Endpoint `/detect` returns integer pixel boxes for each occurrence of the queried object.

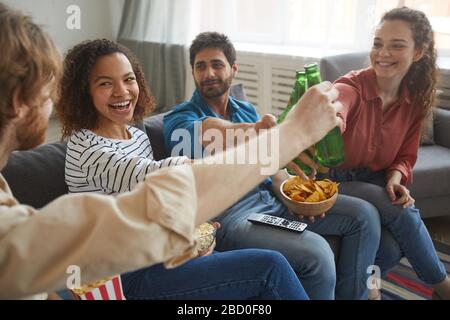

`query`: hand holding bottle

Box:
[283,82,342,155]
[255,115,318,180]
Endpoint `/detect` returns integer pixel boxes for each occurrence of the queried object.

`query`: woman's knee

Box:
[297,232,336,277]
[242,249,288,267]
[335,195,381,238]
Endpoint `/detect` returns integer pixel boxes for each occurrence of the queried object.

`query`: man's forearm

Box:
[193,120,311,225]
[201,118,254,148]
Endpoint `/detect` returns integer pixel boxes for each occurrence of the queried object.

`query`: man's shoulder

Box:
[230,96,257,112]
[228,96,260,122]
[163,99,210,131]
[167,100,202,116]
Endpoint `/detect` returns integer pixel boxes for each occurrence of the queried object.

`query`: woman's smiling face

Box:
[89,52,139,129]
[370,19,423,83]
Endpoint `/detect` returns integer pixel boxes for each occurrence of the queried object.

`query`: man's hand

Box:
[386,170,415,208]
[254,114,277,132]
[283,82,342,152]
[255,115,318,180]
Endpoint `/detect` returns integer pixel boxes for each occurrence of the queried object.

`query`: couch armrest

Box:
[144,112,169,161]
[1,142,68,208]
[434,107,450,149]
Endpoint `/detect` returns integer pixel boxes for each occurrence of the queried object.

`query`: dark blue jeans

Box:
[120,249,309,300]
[215,185,380,300]
[323,168,447,284]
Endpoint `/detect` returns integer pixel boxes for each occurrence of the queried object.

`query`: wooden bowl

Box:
[280,179,338,217]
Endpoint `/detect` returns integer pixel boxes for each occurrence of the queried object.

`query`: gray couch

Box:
[320,52,450,218]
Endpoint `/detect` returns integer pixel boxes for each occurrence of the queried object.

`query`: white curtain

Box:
[117,0,450,112]
[118,0,198,112]
[119,0,196,44]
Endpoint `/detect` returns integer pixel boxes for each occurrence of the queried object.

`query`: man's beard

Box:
[16,106,48,151]
[196,76,232,99]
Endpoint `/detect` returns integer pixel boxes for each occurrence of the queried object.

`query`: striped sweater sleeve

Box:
[65,131,188,195]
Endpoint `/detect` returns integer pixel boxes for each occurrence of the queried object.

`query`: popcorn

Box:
[195,222,216,255]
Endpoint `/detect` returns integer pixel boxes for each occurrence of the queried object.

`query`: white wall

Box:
[3,0,125,54]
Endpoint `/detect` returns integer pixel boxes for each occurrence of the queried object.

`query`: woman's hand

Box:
[293,212,326,223]
[286,147,318,180]
[386,170,415,208]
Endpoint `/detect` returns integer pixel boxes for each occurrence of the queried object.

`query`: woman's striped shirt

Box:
[65,126,188,195]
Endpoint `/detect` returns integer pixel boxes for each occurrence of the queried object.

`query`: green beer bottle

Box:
[277,71,313,176]
[305,62,345,167]
[277,71,307,124]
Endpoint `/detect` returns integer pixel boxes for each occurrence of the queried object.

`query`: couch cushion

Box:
[434,107,450,149]
[420,111,434,145]
[410,145,450,199]
[230,83,248,101]
[2,142,68,208]
[144,112,168,161]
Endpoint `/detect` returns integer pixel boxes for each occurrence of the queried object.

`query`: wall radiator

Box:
[233,51,450,115]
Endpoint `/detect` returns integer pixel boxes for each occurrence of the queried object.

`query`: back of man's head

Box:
[0,3,61,134]
[189,32,236,68]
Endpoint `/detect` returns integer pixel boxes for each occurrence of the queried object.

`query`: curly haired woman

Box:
[319,7,450,300]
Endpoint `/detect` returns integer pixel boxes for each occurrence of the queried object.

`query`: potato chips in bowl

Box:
[280,177,339,217]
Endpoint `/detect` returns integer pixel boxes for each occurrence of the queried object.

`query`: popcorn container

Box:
[71,275,126,300]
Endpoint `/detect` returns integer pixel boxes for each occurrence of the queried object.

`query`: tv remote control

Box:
[247,213,307,233]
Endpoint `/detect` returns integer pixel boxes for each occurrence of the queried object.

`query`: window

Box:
[194,0,450,56]
[375,0,450,53]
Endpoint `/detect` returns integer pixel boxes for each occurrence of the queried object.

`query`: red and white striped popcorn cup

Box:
[71,275,126,300]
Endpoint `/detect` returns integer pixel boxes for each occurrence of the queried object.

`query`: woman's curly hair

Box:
[56,39,155,139]
[381,7,438,118]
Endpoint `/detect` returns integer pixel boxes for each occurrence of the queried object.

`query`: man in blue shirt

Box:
[163,32,382,300]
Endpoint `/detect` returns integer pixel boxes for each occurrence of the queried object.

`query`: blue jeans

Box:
[214,185,380,300]
[325,168,447,285]
[120,249,309,300]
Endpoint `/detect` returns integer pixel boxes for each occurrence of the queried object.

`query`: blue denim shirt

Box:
[163,89,271,187]
[163,90,260,157]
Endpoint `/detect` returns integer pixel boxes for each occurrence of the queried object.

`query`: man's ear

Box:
[231,63,238,78]
[11,88,27,118]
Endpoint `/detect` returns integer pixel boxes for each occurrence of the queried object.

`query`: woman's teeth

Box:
[378,62,395,67]
[109,101,130,109]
